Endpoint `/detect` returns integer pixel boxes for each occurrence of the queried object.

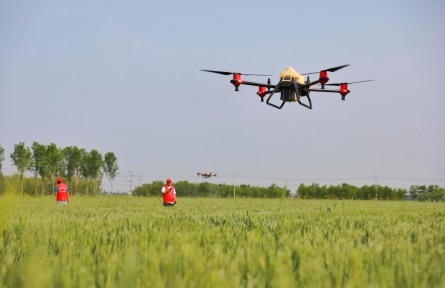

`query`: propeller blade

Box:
[325,64,350,72]
[201,69,271,76]
[302,64,350,75]
[324,80,374,86]
[201,69,233,75]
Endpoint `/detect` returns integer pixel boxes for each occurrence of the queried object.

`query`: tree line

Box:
[1,143,443,201]
[133,181,291,198]
[297,183,445,201]
[133,181,444,201]
[0,142,118,196]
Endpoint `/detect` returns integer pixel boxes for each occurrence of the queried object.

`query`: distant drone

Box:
[202,65,372,109]
[197,172,217,179]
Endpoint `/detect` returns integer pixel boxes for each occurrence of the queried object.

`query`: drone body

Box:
[197,172,217,179]
[202,65,372,110]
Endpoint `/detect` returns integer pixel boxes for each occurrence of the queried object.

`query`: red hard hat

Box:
[57,177,62,184]
[166,178,172,183]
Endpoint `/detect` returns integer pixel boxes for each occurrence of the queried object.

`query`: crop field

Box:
[0,195,444,288]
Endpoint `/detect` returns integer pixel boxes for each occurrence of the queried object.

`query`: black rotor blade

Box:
[325,64,350,72]
[302,64,350,75]
[201,69,272,76]
[324,79,374,86]
[201,69,233,75]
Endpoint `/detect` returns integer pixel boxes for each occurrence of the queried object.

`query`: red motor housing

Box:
[231,73,242,91]
[257,86,267,96]
[339,83,350,100]
[257,86,267,102]
[319,71,329,84]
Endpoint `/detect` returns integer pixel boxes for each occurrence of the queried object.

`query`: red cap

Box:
[166,178,172,184]
[57,177,63,184]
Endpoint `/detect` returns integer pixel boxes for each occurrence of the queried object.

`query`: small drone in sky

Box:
[201,65,372,109]
[197,172,217,179]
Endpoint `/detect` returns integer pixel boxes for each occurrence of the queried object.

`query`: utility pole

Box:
[128,170,133,197]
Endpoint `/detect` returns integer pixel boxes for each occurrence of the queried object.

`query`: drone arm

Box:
[308,88,339,93]
[238,80,277,89]
[306,80,321,87]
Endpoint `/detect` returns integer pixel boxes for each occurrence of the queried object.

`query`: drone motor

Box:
[231,74,242,91]
[257,86,267,101]
[339,83,350,100]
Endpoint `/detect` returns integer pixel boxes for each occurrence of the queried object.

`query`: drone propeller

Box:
[302,64,350,75]
[323,80,373,86]
[201,69,272,76]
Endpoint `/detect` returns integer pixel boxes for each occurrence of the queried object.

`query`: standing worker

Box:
[55,177,69,205]
[161,178,176,206]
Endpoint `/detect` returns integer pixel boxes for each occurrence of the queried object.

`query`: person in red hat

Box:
[55,177,69,205]
[161,178,176,206]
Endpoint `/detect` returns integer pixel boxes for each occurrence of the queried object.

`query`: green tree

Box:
[46,143,64,193]
[63,146,84,195]
[416,185,445,201]
[133,181,164,197]
[29,142,49,195]
[297,183,324,199]
[81,150,103,195]
[0,144,4,171]
[266,183,289,198]
[80,152,91,195]
[133,183,150,196]
[102,152,119,194]
[89,150,103,195]
[10,142,32,195]
[0,144,5,195]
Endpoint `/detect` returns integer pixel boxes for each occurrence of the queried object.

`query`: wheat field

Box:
[0,196,444,287]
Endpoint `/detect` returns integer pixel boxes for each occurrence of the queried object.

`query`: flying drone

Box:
[201,65,372,109]
[197,172,217,179]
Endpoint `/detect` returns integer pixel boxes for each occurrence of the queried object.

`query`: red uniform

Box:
[162,184,176,204]
[56,182,69,202]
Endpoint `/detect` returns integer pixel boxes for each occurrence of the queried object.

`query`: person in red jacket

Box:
[55,177,69,205]
[161,178,176,206]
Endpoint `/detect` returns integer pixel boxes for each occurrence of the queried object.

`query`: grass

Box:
[0,196,444,287]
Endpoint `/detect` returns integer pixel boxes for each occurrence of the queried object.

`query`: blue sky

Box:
[1,0,444,192]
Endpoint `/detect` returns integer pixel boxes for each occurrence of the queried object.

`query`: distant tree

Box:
[197,182,211,197]
[0,144,4,171]
[90,150,103,195]
[297,183,324,199]
[150,181,164,196]
[102,152,119,194]
[416,185,445,202]
[266,183,289,198]
[80,152,91,195]
[10,142,32,195]
[46,143,64,193]
[63,146,84,195]
[133,183,150,196]
[0,144,5,194]
[81,150,103,195]
[394,188,407,200]
[29,142,49,195]
[175,180,194,197]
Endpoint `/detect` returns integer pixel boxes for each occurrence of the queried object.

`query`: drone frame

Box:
[202,66,372,110]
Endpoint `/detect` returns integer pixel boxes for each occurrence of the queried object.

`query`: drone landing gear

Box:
[266,81,313,110]
[266,83,285,109]
[297,95,312,109]
[266,92,286,109]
